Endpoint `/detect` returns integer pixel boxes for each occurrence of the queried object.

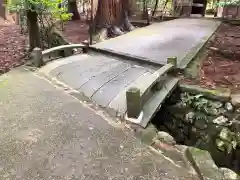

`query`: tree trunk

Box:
[91,0,134,42]
[152,0,159,17]
[0,0,6,20]
[68,0,80,20]
[27,10,40,50]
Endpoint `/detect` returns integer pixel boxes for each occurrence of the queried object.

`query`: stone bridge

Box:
[37,18,220,128]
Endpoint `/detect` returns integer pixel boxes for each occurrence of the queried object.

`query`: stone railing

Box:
[125,57,179,128]
[31,44,88,67]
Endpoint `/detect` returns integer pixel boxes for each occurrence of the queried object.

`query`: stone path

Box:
[91,18,220,69]
[0,68,199,180]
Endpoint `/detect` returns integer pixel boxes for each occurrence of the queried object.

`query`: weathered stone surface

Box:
[156,131,176,145]
[1,68,202,180]
[213,116,230,126]
[225,102,234,111]
[126,87,141,118]
[186,147,224,180]
[220,168,240,180]
[92,18,220,69]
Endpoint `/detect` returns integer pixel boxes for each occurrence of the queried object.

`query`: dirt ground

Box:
[0,19,89,74]
[0,21,27,74]
[184,23,240,92]
[61,20,89,44]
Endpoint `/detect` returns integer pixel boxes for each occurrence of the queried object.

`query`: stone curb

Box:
[179,83,231,102]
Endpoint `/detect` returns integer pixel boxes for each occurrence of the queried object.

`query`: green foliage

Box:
[180,93,222,116]
[7,0,72,21]
[217,0,240,7]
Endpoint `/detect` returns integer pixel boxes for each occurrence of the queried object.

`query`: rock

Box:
[209,46,219,51]
[231,94,240,108]
[156,131,176,145]
[185,112,195,124]
[219,128,233,142]
[216,138,226,152]
[186,147,225,180]
[213,116,230,126]
[225,102,234,111]
[219,167,240,180]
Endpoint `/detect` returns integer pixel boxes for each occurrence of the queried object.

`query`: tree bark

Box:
[68,0,80,20]
[27,10,40,50]
[91,0,134,41]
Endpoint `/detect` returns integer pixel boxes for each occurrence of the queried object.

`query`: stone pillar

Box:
[167,56,177,67]
[32,47,43,67]
[126,87,142,119]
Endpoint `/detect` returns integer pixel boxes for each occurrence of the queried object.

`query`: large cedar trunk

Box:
[0,0,6,20]
[91,0,134,41]
[68,0,80,20]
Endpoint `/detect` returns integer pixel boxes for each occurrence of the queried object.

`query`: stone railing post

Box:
[32,47,43,67]
[126,87,142,119]
[167,56,177,67]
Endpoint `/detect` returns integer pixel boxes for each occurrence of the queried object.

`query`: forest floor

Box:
[183,22,240,92]
[0,19,89,74]
[61,20,89,44]
[0,19,27,74]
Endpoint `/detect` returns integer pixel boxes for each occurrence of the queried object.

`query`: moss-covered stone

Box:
[186,147,225,180]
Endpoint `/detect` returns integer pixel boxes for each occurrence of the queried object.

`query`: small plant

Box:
[180,93,222,116]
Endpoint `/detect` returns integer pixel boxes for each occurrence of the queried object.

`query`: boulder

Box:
[213,116,230,126]
[225,102,234,111]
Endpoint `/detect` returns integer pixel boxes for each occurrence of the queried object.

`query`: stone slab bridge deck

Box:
[39,18,221,127]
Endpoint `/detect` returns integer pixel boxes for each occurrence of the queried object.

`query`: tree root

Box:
[92,22,135,42]
[122,11,135,32]
[92,28,108,42]
[109,26,124,37]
